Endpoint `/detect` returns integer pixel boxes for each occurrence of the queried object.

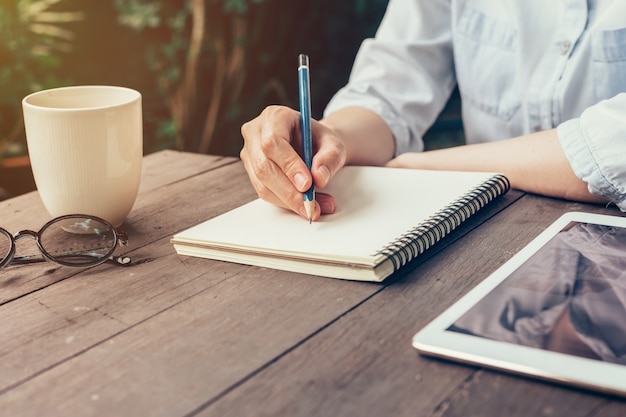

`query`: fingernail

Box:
[294,172,307,190]
[319,165,330,185]
[319,199,335,214]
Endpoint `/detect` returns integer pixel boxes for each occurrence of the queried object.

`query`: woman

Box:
[241,0,626,221]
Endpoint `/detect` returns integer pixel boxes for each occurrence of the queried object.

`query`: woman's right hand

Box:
[240,105,347,221]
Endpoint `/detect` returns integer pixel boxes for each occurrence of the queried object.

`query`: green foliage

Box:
[0,0,390,159]
[223,0,264,14]
[107,0,390,155]
[114,0,161,30]
[0,0,82,157]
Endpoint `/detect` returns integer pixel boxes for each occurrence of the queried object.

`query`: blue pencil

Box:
[298,54,315,223]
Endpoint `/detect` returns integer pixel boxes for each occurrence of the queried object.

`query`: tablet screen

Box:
[448,221,626,365]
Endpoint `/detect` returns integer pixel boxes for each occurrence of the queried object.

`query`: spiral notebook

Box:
[171,166,510,282]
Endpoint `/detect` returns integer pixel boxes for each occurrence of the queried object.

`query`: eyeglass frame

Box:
[0,214,131,269]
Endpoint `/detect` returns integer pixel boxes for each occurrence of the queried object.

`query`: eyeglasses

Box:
[0,214,131,269]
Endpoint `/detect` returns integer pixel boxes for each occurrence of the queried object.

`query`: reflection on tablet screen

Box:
[448,221,626,365]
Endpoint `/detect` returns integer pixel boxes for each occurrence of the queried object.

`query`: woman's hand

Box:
[387,130,606,205]
[386,152,427,169]
[240,105,346,221]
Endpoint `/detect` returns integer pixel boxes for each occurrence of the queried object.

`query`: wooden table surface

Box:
[1,150,625,417]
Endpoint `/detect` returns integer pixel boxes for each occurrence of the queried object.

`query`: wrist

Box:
[321,107,395,166]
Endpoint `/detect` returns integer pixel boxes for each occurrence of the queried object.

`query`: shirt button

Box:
[560,40,572,55]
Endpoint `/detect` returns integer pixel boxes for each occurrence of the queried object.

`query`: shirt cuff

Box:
[324,89,423,155]
[557,118,626,211]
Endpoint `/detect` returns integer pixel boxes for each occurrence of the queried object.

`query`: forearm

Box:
[389,129,606,204]
[321,106,395,166]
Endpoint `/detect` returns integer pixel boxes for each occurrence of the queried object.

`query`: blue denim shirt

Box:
[324,0,626,210]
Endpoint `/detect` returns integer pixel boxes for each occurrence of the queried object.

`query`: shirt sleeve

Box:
[323,0,455,155]
[557,93,626,211]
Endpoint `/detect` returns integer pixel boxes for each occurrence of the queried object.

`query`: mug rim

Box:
[22,85,141,112]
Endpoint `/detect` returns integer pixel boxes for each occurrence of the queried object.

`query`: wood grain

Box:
[0,151,238,305]
[1,151,624,417]
[195,196,626,417]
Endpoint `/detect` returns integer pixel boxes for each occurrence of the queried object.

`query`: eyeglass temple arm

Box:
[11,254,132,267]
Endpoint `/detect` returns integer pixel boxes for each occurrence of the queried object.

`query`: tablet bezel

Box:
[412,211,626,397]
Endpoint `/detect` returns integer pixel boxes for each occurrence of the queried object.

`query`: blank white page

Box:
[173,166,500,265]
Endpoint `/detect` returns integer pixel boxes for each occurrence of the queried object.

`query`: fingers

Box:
[316,193,336,215]
[311,122,346,189]
[259,115,311,193]
[240,105,345,220]
[241,106,314,219]
[308,122,342,216]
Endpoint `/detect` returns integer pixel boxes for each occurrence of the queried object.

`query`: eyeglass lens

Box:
[39,217,117,266]
[0,217,118,268]
[0,229,11,266]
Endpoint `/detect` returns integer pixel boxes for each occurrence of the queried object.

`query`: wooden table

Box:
[1,150,625,417]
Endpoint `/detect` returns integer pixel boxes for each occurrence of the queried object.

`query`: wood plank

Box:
[0,152,240,305]
[0,150,236,227]
[586,400,626,417]
[432,369,623,417]
[0,239,381,416]
[193,195,626,417]
[0,154,377,416]
[0,161,262,387]
[4,153,620,417]
[138,150,236,193]
[0,158,523,416]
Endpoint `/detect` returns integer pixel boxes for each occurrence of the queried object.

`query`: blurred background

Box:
[0,0,462,200]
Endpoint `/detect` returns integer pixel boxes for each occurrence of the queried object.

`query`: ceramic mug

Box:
[22,85,143,227]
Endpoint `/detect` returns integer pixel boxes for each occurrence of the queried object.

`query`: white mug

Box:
[22,85,143,227]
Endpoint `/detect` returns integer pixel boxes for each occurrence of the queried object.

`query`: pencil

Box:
[298,54,315,223]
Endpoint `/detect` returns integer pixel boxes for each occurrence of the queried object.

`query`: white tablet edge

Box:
[412,211,626,397]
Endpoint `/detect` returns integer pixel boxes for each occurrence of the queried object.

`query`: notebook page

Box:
[174,167,498,263]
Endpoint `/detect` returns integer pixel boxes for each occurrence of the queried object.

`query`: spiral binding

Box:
[373,174,510,272]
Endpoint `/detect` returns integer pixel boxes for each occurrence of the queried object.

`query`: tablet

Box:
[412,211,626,397]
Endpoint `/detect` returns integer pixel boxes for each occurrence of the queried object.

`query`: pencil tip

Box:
[304,199,315,224]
